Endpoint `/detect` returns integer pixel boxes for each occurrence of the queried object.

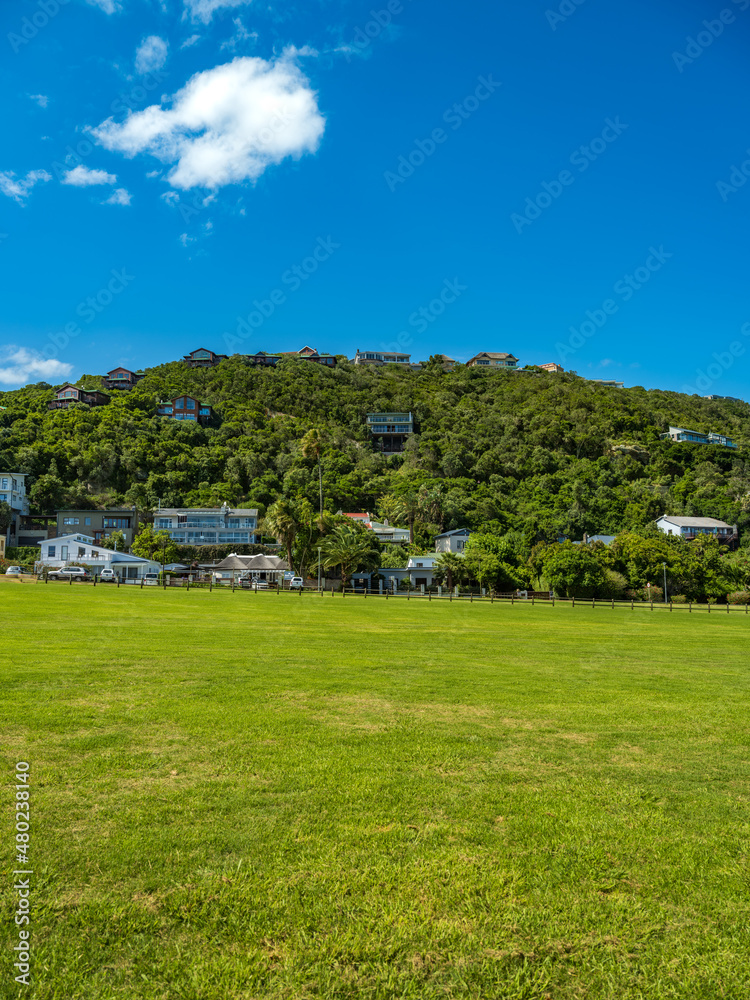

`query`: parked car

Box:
[143,573,160,586]
[250,579,269,590]
[5,566,22,576]
[289,577,304,590]
[99,568,116,583]
[48,566,89,582]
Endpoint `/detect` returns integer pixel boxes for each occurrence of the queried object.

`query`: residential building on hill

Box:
[366,412,414,453]
[56,508,140,547]
[341,512,410,544]
[153,505,259,546]
[286,346,336,366]
[354,349,411,367]
[156,396,213,425]
[183,348,228,368]
[435,529,471,553]
[660,426,738,449]
[0,473,29,548]
[540,363,564,373]
[655,515,738,545]
[466,352,519,369]
[48,384,110,410]
[103,367,143,391]
[589,378,625,388]
[16,514,56,548]
[246,351,282,367]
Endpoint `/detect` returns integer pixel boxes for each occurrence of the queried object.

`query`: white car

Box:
[289,577,304,590]
[250,579,269,590]
[5,566,22,576]
[143,573,160,586]
[99,568,116,583]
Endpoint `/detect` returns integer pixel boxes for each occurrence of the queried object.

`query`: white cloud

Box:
[62,165,118,186]
[221,17,257,51]
[179,233,196,246]
[0,169,52,204]
[29,94,49,108]
[161,191,180,204]
[184,0,252,25]
[103,188,132,205]
[0,347,73,386]
[181,34,202,48]
[86,0,121,13]
[135,36,169,74]
[92,51,325,191]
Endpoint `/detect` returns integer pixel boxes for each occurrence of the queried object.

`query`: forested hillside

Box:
[2,357,749,543]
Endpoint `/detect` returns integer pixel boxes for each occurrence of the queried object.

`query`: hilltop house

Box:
[36,534,160,579]
[342,512,411,545]
[246,351,282,367]
[103,367,143,391]
[183,348,228,368]
[660,426,738,449]
[288,346,337,366]
[540,363,564,374]
[655,516,738,545]
[354,349,411,367]
[156,396,213,425]
[153,505,259,546]
[48,384,110,410]
[466,352,519,369]
[56,508,140,547]
[366,412,414,454]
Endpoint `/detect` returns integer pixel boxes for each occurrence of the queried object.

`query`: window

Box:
[63,517,80,525]
[0,495,6,502]
[85,517,91,525]
[78,547,86,557]
[175,397,184,408]
[199,408,210,416]
[221,532,250,543]
[186,398,195,409]
[47,546,55,557]
[1,478,7,488]
[156,518,172,529]
[195,350,209,358]
[104,518,130,529]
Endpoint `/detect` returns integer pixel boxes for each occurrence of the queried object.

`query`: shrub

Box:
[726,591,750,605]
[670,594,689,604]
[625,585,664,603]
[597,569,628,600]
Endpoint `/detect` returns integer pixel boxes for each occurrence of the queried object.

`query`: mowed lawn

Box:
[2,581,750,1000]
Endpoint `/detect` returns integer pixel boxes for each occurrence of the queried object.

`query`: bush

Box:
[670,594,689,604]
[726,591,750,605]
[597,569,628,600]
[625,585,664,603]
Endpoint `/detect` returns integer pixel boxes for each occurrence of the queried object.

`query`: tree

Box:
[131,525,179,566]
[540,545,607,598]
[320,524,380,587]
[0,501,12,533]
[262,498,301,570]
[434,552,467,590]
[301,428,325,520]
[99,529,127,552]
[29,474,66,514]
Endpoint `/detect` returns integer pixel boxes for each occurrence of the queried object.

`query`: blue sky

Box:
[1,0,749,396]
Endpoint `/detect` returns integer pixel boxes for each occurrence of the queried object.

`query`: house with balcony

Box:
[56,508,140,547]
[366,412,414,454]
[0,472,29,549]
[660,426,738,449]
[16,514,57,548]
[341,512,411,545]
[287,346,337,366]
[153,505,259,546]
[156,396,214,425]
[103,367,143,391]
[183,348,228,368]
[540,362,564,374]
[354,349,411,367]
[655,515,738,545]
[48,384,110,410]
[36,534,160,579]
[466,352,519,369]
[246,351,282,367]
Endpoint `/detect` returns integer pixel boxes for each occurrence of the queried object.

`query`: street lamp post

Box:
[317,546,322,592]
[663,561,668,603]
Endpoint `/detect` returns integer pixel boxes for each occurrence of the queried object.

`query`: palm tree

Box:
[262,498,300,571]
[320,524,380,588]
[434,551,467,591]
[301,428,324,522]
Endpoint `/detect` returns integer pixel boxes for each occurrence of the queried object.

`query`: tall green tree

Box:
[301,428,325,520]
[320,524,380,587]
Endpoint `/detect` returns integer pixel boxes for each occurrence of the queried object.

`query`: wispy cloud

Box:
[93,50,325,191]
[183,0,253,25]
[102,188,132,205]
[0,346,73,385]
[62,165,117,187]
[0,169,52,204]
[85,0,122,13]
[29,94,49,108]
[181,34,202,49]
[135,35,169,74]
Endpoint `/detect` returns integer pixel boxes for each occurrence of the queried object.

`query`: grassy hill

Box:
[1,358,749,541]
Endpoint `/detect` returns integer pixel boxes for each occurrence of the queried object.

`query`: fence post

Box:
[572,597,575,608]
[708,602,711,614]
[631,599,633,611]
[210,577,213,592]
[187,578,190,592]
[552,595,554,607]
[141,576,144,589]
[727,602,730,615]
[650,600,653,611]
[689,601,692,613]
[592,597,595,609]
[611,598,614,610]
[670,601,673,612]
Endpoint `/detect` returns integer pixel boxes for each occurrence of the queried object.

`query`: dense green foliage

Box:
[2,359,749,547]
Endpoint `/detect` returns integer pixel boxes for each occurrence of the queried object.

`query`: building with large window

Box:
[48,384,110,410]
[103,367,143,391]
[655,516,738,545]
[354,349,411,367]
[153,506,259,546]
[660,426,738,449]
[366,412,414,453]
[36,534,159,579]
[0,473,29,548]
[466,352,519,369]
[156,396,214,425]
[55,508,140,547]
[183,348,228,368]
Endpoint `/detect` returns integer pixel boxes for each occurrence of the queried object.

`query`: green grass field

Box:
[2,579,749,999]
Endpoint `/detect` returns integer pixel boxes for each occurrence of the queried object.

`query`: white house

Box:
[36,534,160,579]
[342,513,411,545]
[655,516,737,544]
[0,472,29,548]
[376,555,440,590]
[435,529,471,553]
